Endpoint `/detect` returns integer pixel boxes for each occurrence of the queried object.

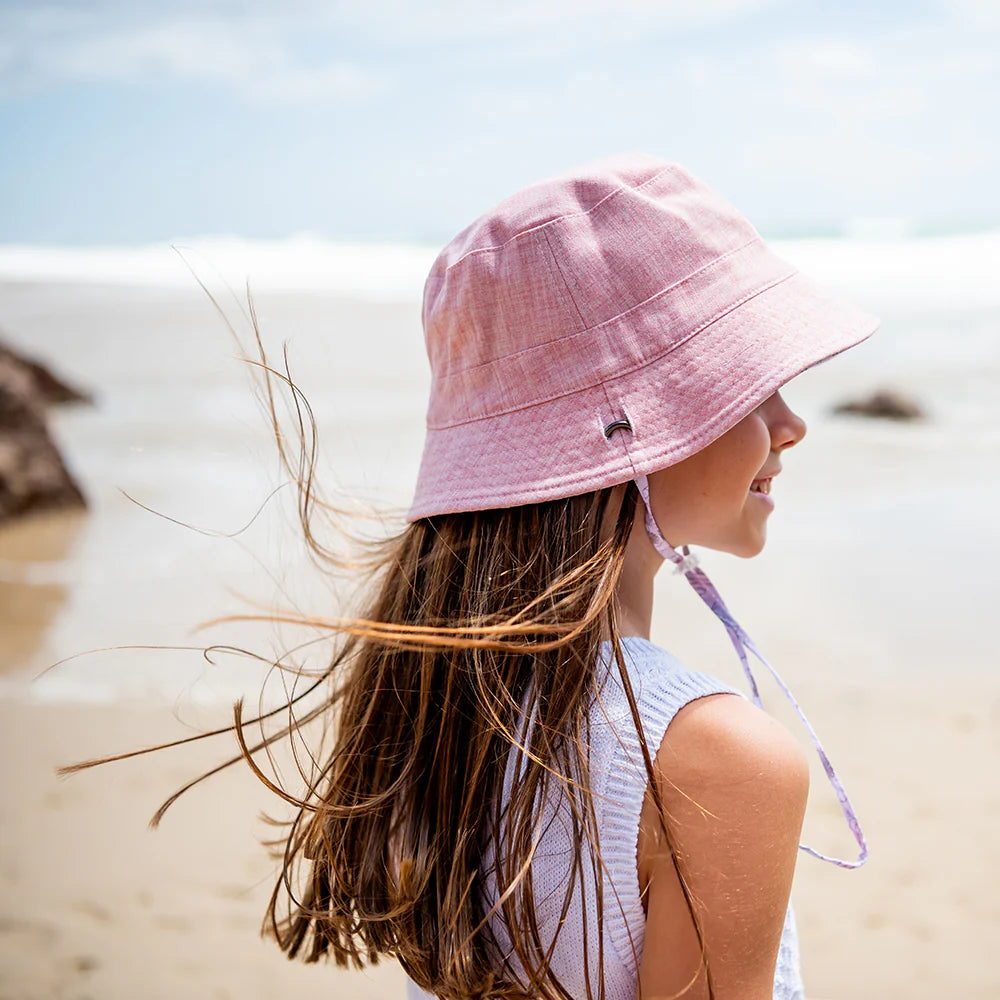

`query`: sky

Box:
[1,0,998,246]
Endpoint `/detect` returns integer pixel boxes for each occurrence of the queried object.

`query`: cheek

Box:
[730,418,771,478]
[705,431,770,511]
[711,435,761,480]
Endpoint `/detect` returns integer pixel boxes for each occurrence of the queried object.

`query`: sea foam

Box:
[0,231,998,307]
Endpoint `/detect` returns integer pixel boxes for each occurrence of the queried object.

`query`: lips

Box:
[750,467,781,494]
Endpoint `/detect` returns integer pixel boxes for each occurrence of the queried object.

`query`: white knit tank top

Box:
[407,635,805,1000]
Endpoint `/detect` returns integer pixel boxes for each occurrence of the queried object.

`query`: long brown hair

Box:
[62,294,709,1000]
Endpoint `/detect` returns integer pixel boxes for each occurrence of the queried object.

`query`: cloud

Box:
[773,39,879,81]
[0,0,780,101]
[768,38,930,120]
[661,15,998,227]
[0,5,384,102]
[945,0,1000,28]
[332,0,781,42]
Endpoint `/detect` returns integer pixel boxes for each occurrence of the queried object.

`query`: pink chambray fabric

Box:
[408,153,878,521]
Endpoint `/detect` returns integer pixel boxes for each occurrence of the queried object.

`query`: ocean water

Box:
[0,233,997,705]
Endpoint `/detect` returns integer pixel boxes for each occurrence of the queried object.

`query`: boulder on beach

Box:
[831,387,926,422]
[0,340,89,524]
[0,343,93,406]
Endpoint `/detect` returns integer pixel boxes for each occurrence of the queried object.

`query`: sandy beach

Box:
[3,632,999,1000]
[0,697,407,1000]
[2,245,999,999]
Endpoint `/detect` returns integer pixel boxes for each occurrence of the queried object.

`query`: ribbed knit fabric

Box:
[406,635,805,1000]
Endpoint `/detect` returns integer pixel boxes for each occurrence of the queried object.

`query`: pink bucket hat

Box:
[408,152,879,521]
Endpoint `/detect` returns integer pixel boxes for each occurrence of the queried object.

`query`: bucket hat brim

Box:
[407,267,877,520]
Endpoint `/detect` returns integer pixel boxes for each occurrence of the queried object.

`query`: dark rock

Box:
[832,388,926,422]
[0,342,92,405]
[0,341,88,523]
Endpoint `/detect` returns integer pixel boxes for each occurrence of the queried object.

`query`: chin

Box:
[730,533,767,559]
[698,535,766,559]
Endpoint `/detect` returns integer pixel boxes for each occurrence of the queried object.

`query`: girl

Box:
[71,153,877,1000]
[385,154,874,1000]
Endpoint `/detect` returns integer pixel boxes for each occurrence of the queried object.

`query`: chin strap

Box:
[634,475,868,869]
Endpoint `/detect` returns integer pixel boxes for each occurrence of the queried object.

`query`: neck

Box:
[613,502,664,640]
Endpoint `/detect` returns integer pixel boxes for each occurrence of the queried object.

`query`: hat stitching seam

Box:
[439,164,678,275]
[542,224,589,330]
[425,269,797,429]
[431,234,764,379]
[585,235,766,335]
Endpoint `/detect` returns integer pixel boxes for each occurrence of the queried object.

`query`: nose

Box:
[766,391,807,450]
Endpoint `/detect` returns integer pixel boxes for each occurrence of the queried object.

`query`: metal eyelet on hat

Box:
[603,418,632,439]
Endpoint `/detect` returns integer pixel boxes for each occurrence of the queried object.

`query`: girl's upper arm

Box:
[636,693,810,1000]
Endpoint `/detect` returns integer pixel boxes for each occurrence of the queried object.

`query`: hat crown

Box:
[421,155,761,375]
[421,154,763,425]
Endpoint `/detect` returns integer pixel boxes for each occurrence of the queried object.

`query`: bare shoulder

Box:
[655,691,811,794]
[636,693,810,1000]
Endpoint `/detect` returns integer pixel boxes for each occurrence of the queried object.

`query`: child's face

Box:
[645,390,807,558]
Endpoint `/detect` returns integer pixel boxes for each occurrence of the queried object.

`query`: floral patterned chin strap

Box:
[634,474,868,869]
